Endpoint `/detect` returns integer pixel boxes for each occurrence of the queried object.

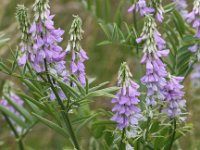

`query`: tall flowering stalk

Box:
[186,0,200,88]
[137,15,169,106]
[186,0,200,55]
[29,0,66,74]
[16,5,31,66]
[27,0,69,101]
[67,16,89,85]
[111,62,142,149]
[162,74,186,149]
[27,1,81,149]
[186,0,200,39]
[111,62,142,130]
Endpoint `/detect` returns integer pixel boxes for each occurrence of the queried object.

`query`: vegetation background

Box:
[0,0,199,149]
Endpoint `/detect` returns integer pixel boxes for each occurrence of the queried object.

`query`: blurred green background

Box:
[0,0,200,149]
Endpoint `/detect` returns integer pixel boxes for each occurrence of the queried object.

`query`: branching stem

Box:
[43,59,81,150]
[2,112,24,150]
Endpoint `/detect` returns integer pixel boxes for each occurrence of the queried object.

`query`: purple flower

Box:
[16,5,32,66]
[67,16,89,85]
[185,0,200,55]
[49,87,66,101]
[18,53,27,66]
[128,0,165,22]
[29,1,66,74]
[188,44,198,52]
[28,1,69,101]
[128,0,154,16]
[186,0,200,38]
[172,0,188,19]
[152,0,165,23]
[111,62,142,129]
[29,11,65,72]
[137,15,169,105]
[162,75,186,118]
[1,93,24,120]
[70,49,88,85]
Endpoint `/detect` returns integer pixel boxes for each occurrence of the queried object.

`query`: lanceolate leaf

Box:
[0,105,26,128]
[56,78,79,99]
[17,92,47,112]
[75,113,100,133]
[32,113,68,138]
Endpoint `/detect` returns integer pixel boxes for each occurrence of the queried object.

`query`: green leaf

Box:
[97,40,112,46]
[99,22,111,39]
[164,2,175,13]
[68,75,86,95]
[0,105,26,128]
[89,81,109,92]
[32,113,68,138]
[176,45,193,75]
[20,79,43,96]
[56,78,79,99]
[91,123,106,139]
[0,33,9,45]
[92,120,116,126]
[173,10,185,37]
[86,87,119,99]
[5,95,33,122]
[17,92,47,112]
[0,61,11,74]
[84,91,116,99]
[75,113,99,134]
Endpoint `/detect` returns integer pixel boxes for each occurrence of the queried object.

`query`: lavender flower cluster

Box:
[67,16,89,85]
[137,15,169,106]
[16,5,32,66]
[128,0,164,22]
[186,0,200,59]
[16,1,88,92]
[128,0,154,16]
[162,76,186,118]
[128,0,187,119]
[111,62,142,129]
[30,1,66,74]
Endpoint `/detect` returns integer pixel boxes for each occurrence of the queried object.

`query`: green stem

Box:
[119,128,126,150]
[2,112,24,150]
[26,63,35,78]
[136,140,140,150]
[132,5,140,55]
[145,116,151,142]
[43,59,81,150]
[139,139,154,150]
[133,8,138,31]
[168,119,176,150]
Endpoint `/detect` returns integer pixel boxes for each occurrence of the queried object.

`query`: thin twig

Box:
[2,112,24,150]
